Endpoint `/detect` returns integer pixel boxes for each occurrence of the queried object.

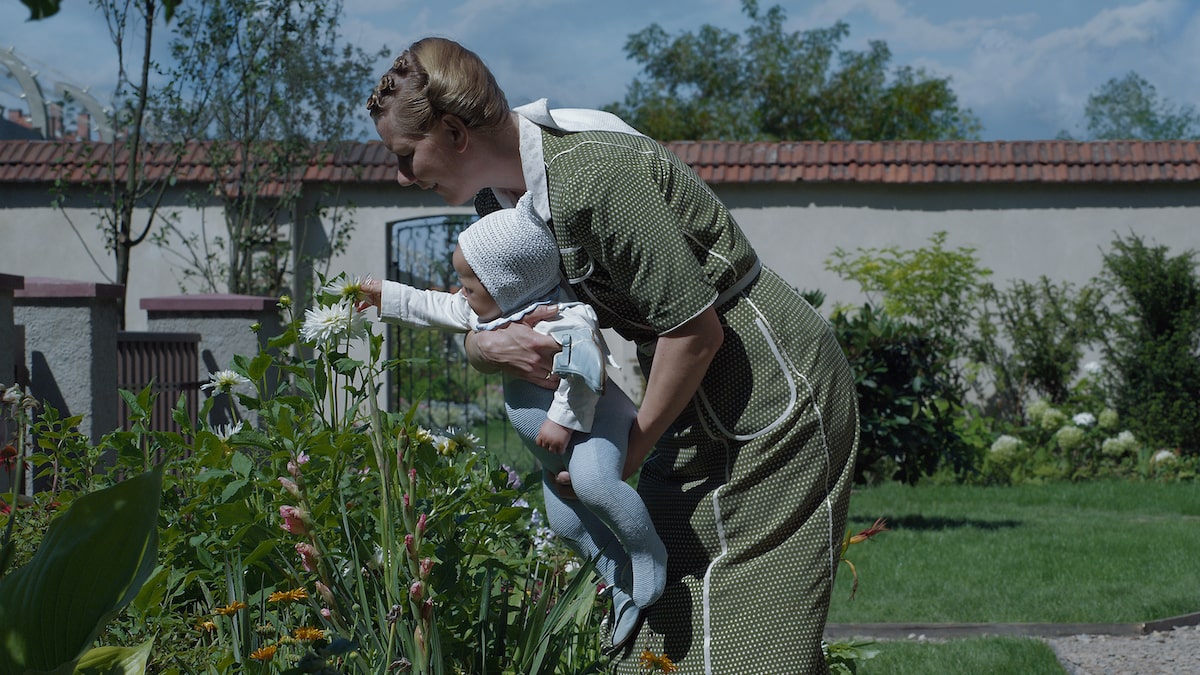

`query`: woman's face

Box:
[451,246,501,321]
[376,114,474,206]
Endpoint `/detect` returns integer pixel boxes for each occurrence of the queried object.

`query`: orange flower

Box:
[249,644,277,661]
[839,517,890,600]
[639,649,678,673]
[268,588,309,603]
[213,601,248,616]
[848,518,890,545]
[293,626,324,641]
[196,620,217,632]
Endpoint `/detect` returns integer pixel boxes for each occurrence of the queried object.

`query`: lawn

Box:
[828,481,1200,624]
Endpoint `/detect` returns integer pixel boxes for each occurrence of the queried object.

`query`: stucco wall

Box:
[4,179,1199,402]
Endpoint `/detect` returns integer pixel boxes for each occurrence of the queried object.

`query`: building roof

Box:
[2,138,1199,187]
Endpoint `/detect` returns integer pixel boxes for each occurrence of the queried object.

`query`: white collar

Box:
[496,99,646,223]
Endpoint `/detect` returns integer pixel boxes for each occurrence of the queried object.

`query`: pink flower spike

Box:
[296,543,319,572]
[417,513,427,535]
[279,505,309,535]
[420,557,434,579]
[278,477,301,498]
[405,533,417,558]
[409,580,423,603]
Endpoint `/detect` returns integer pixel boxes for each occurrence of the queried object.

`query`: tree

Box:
[1079,71,1199,140]
[47,0,182,328]
[605,0,980,142]
[19,0,180,21]
[150,0,385,297]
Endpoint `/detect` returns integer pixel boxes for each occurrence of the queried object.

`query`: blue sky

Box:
[2,0,1198,140]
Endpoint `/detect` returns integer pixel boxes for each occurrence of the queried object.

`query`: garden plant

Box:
[1,230,1197,672]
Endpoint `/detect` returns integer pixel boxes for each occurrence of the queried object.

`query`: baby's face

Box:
[452,246,501,321]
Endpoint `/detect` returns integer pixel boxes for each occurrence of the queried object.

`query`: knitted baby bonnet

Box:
[458,192,561,317]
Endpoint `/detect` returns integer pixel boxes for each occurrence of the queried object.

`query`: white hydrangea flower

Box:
[1054,425,1087,452]
[1040,407,1068,432]
[1097,408,1119,430]
[202,369,251,393]
[301,298,368,345]
[990,434,1023,455]
[1151,449,1177,465]
[1101,430,1138,457]
[1072,412,1096,427]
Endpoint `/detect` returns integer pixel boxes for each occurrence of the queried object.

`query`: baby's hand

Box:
[536,419,574,455]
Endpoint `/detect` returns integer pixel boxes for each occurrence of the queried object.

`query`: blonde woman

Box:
[365,37,859,673]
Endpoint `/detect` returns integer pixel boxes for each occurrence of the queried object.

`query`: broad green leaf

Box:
[72,639,153,675]
[0,466,162,673]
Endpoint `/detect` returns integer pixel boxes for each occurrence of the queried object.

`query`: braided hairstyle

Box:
[366,37,510,136]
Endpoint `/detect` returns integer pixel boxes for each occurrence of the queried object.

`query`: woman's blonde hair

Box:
[366,37,509,135]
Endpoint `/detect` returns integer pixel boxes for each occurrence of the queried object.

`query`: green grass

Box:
[856,637,1065,674]
[828,481,1200,624]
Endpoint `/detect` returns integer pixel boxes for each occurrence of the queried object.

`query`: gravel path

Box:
[1047,625,1200,675]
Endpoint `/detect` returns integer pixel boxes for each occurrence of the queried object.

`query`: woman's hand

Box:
[464,305,562,388]
[622,307,725,480]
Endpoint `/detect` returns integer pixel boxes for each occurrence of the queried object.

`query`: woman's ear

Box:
[440,114,470,152]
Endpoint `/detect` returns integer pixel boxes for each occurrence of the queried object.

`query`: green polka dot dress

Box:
[512,127,859,674]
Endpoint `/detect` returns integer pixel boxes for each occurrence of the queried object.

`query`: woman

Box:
[366,37,859,674]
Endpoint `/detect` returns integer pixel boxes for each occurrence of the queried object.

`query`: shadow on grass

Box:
[880,515,1023,531]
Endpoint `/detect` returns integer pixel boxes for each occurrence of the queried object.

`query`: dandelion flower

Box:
[201,369,250,394]
[639,650,678,673]
[249,644,277,661]
[268,588,309,603]
[213,600,248,616]
[300,298,367,345]
[293,626,325,641]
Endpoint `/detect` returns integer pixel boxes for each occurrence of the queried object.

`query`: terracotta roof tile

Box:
[4,139,1200,188]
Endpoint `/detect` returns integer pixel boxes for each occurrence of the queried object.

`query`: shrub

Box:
[831,304,972,484]
[1095,233,1200,455]
[973,277,1102,424]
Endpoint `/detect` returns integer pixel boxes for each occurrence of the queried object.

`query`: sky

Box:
[2,0,1198,141]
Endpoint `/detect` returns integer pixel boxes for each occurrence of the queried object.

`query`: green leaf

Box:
[72,639,154,675]
[0,465,162,673]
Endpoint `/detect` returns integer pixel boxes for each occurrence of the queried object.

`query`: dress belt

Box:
[715,258,763,308]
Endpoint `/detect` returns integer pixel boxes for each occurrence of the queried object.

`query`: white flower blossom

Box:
[990,435,1022,455]
[1072,412,1096,427]
[1151,449,1177,465]
[201,369,251,394]
[2,384,22,404]
[301,299,368,345]
[321,274,370,301]
[215,421,243,442]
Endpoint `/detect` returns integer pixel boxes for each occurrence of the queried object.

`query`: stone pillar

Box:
[13,277,123,445]
[141,294,282,428]
[0,273,21,390]
[0,274,22,494]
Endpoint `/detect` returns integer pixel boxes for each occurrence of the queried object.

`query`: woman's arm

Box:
[623,306,724,479]
[463,306,562,386]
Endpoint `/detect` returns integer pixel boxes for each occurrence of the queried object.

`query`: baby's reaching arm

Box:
[359,278,475,331]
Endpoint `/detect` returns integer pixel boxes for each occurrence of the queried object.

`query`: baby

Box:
[360,193,665,649]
